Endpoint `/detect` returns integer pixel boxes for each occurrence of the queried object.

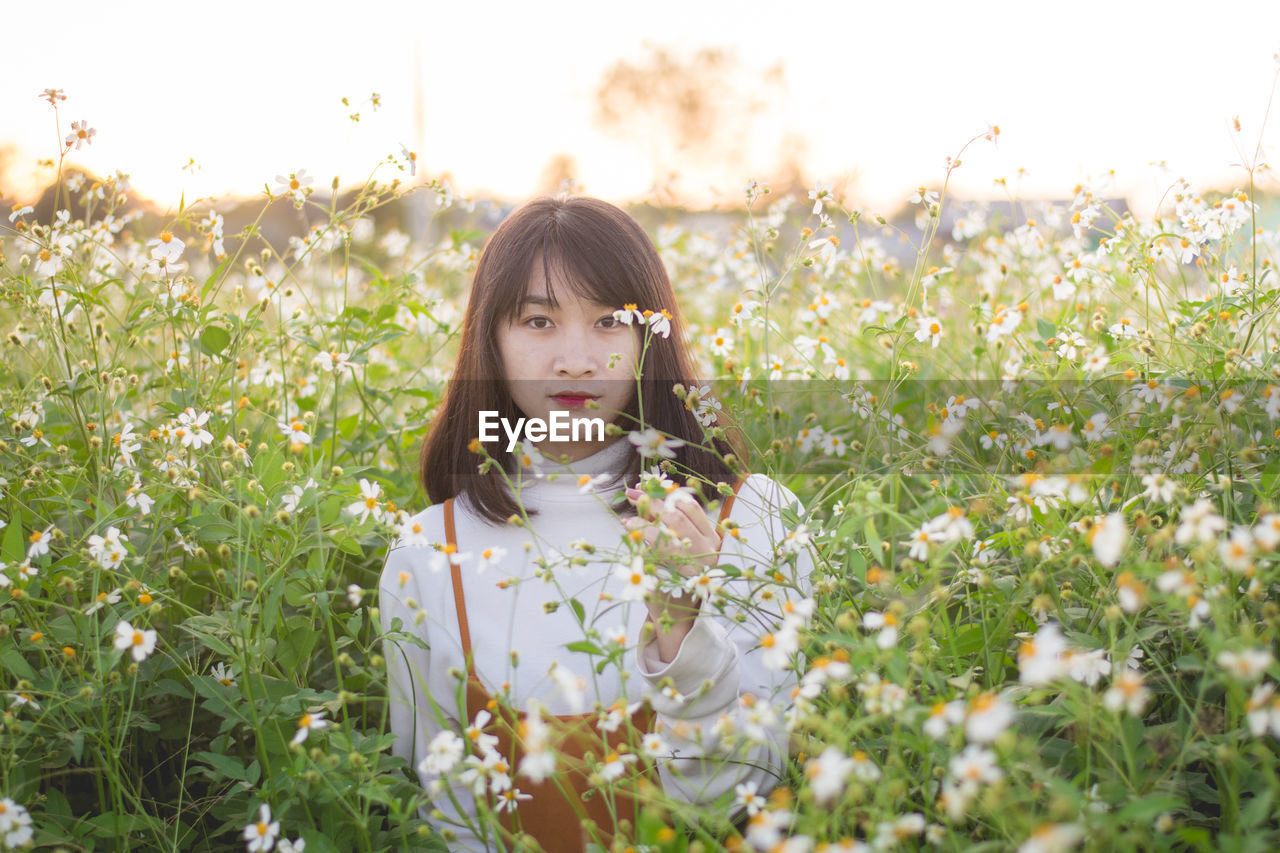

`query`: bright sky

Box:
[3,0,1278,216]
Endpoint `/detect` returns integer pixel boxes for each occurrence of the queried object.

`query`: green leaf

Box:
[193,750,252,782]
[1116,795,1184,823]
[566,641,603,656]
[331,531,364,556]
[180,617,237,657]
[1242,789,1275,828]
[1,649,36,680]
[863,517,884,563]
[1037,318,1056,340]
[202,256,233,299]
[199,324,232,356]
[1,508,24,564]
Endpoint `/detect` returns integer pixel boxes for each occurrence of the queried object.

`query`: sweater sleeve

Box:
[379,542,496,853]
[632,474,815,810]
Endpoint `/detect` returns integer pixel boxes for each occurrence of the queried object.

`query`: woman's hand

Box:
[622,487,723,576]
[623,487,724,663]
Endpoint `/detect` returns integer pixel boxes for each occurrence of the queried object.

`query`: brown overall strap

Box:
[443,498,476,679]
[718,478,746,524]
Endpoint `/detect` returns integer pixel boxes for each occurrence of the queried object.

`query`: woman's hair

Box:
[419,195,744,524]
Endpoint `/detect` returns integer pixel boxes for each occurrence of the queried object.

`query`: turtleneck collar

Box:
[514,437,634,497]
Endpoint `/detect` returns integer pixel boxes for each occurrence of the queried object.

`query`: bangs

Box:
[489,217,651,324]
[528,246,630,312]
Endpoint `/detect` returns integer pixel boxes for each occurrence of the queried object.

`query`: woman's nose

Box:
[553,331,598,376]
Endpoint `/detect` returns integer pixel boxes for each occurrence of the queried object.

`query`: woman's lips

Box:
[551,395,596,408]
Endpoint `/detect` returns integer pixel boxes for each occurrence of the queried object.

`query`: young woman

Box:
[378,197,814,852]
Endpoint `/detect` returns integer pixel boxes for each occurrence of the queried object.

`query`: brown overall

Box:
[442,483,742,852]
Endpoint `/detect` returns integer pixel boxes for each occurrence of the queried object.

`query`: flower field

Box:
[2,90,1280,852]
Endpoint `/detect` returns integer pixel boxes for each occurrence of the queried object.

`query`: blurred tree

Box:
[536,153,582,196]
[594,44,790,203]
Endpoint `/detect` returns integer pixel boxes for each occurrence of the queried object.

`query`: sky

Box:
[2,0,1278,216]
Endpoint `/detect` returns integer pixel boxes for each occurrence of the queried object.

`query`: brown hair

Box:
[418,196,743,524]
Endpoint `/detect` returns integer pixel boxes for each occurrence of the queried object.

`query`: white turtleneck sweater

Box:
[378,439,813,851]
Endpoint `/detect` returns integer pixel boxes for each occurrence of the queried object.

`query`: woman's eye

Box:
[526,317,552,329]
[598,316,618,329]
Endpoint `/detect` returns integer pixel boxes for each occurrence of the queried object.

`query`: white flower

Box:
[211,662,237,687]
[949,744,1002,786]
[519,715,556,783]
[1062,648,1112,687]
[862,611,899,649]
[805,746,854,804]
[614,556,656,601]
[88,525,130,570]
[683,567,726,602]
[706,328,734,357]
[495,787,533,813]
[174,408,214,450]
[1218,527,1255,573]
[628,428,684,459]
[576,472,613,494]
[1253,513,1280,550]
[26,525,54,560]
[395,517,430,548]
[1141,473,1178,504]
[113,619,157,662]
[922,699,965,739]
[1017,823,1083,853]
[313,350,353,372]
[1103,670,1150,716]
[0,797,35,848]
[808,182,830,215]
[734,780,767,816]
[428,546,471,573]
[644,309,673,339]
[1245,683,1280,738]
[548,663,586,713]
[759,621,800,671]
[242,803,280,853]
[598,750,638,782]
[419,730,465,776]
[1175,498,1226,546]
[1089,513,1128,568]
[346,478,385,523]
[1082,346,1109,373]
[125,478,155,515]
[684,383,723,427]
[278,417,312,446]
[1081,411,1113,442]
[1018,623,1067,685]
[84,587,122,615]
[1218,648,1273,682]
[914,316,943,348]
[65,119,96,150]
[909,187,940,206]
[849,749,881,782]
[146,232,186,264]
[475,545,507,574]
[275,169,314,205]
[965,693,1015,743]
[277,839,306,853]
[292,709,328,745]
[640,732,669,760]
[346,584,363,608]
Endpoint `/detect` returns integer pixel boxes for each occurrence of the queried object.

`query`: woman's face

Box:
[496,261,639,462]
